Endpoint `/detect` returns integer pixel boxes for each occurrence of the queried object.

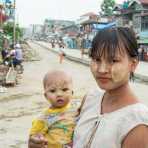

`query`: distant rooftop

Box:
[80,12,98,17]
[128,0,148,6]
[139,0,148,5]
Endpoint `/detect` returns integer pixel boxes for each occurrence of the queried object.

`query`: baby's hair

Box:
[89,27,139,62]
[43,70,72,89]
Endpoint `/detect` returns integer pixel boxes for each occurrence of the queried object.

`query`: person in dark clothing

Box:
[1,48,9,65]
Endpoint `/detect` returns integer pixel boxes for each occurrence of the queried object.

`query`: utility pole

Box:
[13,0,16,46]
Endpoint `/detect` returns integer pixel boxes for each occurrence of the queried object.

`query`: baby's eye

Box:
[49,89,56,93]
[62,88,69,92]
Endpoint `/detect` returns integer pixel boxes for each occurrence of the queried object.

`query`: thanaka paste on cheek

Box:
[111,64,129,82]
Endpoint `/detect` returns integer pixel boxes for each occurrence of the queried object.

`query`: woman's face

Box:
[90,50,138,91]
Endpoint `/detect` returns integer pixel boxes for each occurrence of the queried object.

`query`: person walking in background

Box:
[58,39,65,64]
[51,39,55,48]
[141,47,145,61]
[80,37,85,59]
[138,46,145,61]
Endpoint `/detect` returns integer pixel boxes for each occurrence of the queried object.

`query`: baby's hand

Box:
[34,133,45,139]
[28,134,48,148]
[63,142,73,148]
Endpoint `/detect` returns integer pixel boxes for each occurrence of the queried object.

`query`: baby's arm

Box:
[30,119,48,136]
[29,119,48,148]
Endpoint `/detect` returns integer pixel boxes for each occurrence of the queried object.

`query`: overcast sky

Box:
[16,0,124,27]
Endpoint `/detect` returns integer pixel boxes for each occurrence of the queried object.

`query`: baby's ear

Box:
[44,92,47,99]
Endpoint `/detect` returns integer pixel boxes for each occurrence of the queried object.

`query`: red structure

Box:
[0,4,8,25]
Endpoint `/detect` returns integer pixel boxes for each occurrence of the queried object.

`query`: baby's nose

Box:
[56,90,63,96]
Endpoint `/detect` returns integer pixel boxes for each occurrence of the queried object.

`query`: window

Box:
[141,16,148,31]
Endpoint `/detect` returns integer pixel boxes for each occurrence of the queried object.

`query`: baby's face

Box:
[44,75,73,108]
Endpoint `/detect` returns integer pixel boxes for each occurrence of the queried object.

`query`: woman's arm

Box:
[122,125,148,148]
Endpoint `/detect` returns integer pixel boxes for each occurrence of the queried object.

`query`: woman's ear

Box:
[131,58,139,72]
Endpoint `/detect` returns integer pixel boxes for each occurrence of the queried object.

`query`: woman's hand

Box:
[28,134,48,148]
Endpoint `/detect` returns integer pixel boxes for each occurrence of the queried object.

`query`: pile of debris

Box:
[0,65,9,85]
[21,43,41,62]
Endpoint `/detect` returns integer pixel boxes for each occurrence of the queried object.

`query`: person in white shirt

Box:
[13,43,23,67]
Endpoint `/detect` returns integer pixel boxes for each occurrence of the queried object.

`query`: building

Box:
[113,0,148,60]
[43,19,75,37]
[77,12,99,34]
[60,24,79,37]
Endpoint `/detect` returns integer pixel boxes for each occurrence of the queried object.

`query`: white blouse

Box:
[73,89,148,148]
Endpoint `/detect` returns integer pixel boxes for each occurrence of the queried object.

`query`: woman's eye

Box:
[94,58,101,62]
[112,59,119,63]
[62,88,69,92]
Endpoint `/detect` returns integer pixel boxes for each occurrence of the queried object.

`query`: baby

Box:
[29,70,77,148]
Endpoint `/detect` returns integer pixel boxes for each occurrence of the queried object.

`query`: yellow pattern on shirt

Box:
[30,104,76,148]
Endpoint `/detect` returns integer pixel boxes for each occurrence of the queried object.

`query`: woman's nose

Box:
[98,62,109,73]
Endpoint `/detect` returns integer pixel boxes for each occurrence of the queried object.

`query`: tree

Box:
[3,22,23,43]
[101,0,115,16]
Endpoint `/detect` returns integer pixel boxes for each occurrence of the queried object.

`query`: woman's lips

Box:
[97,77,111,83]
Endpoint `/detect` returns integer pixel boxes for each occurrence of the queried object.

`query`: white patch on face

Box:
[111,63,129,82]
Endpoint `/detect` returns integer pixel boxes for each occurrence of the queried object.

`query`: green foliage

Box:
[3,22,23,42]
[101,0,115,16]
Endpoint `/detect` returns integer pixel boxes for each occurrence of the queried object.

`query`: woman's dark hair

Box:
[89,27,139,80]
[89,27,139,62]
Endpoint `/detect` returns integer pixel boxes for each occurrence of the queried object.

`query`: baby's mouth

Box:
[57,99,64,103]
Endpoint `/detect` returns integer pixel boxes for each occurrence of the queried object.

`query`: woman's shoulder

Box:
[120,104,148,147]
[118,103,148,143]
[132,103,148,120]
[118,103,148,124]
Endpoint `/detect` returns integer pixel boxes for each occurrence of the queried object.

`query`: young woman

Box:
[28,27,148,148]
[73,27,148,148]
